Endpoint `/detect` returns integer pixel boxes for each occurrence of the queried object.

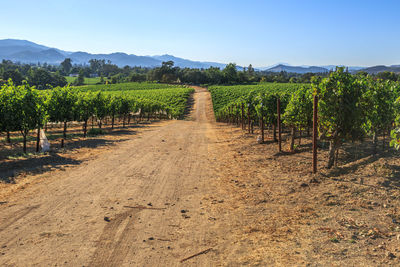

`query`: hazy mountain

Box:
[256,63,290,71]
[321,65,365,72]
[359,65,400,74]
[0,39,50,56]
[265,64,328,74]
[258,64,365,73]
[68,51,161,67]
[152,54,226,69]
[1,39,398,73]
[0,39,226,69]
[7,48,66,63]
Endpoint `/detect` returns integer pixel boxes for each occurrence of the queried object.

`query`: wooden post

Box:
[248,104,251,133]
[36,127,40,152]
[241,103,244,130]
[236,105,239,126]
[277,98,282,152]
[261,116,264,143]
[313,94,318,174]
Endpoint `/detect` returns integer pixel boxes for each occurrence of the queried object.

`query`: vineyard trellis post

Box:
[241,103,244,130]
[277,98,282,152]
[36,126,40,152]
[260,102,264,143]
[312,94,318,174]
[248,104,251,133]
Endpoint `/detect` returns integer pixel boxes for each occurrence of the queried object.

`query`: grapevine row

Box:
[0,80,194,153]
[210,68,400,170]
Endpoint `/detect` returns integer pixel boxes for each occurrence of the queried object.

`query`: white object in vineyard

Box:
[40,129,50,152]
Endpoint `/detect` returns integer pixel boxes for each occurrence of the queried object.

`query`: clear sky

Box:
[1,0,399,67]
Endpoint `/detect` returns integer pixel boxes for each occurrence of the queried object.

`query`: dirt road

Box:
[0,87,222,266]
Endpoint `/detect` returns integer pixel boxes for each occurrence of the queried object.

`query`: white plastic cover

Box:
[40,129,50,152]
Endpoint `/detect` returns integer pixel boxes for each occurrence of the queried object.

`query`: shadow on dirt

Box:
[182,93,195,120]
[0,153,82,183]
[0,127,146,183]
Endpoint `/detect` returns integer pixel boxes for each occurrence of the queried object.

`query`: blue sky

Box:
[1,0,399,67]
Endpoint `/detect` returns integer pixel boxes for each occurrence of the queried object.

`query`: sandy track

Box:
[0,87,220,266]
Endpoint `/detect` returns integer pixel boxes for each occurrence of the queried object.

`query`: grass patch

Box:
[65,76,110,85]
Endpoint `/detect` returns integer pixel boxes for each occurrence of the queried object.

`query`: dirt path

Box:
[0,87,222,266]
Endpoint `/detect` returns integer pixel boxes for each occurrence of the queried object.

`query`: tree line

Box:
[2,58,400,90]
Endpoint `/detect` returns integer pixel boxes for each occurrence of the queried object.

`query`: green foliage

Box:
[92,92,110,124]
[72,82,193,118]
[313,67,364,142]
[75,82,183,92]
[47,86,78,123]
[359,76,396,138]
[74,70,85,86]
[75,92,95,122]
[212,69,400,168]
[254,92,279,125]
[390,128,400,150]
[0,80,19,133]
[208,83,305,114]
[60,58,72,74]
[390,96,400,150]
[28,68,67,89]
[283,86,313,129]
[0,80,45,152]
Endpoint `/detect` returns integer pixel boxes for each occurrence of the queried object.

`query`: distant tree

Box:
[28,68,52,89]
[52,71,68,87]
[89,59,106,74]
[60,58,72,74]
[129,73,146,82]
[3,69,23,85]
[222,63,238,84]
[74,70,85,86]
[205,67,223,84]
[248,64,255,76]
[162,61,174,69]
[300,73,316,83]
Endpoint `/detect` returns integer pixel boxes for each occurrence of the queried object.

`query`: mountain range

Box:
[0,39,226,69]
[0,39,398,74]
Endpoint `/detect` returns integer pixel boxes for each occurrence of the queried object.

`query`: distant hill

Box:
[0,39,227,69]
[265,64,328,74]
[321,65,365,72]
[358,65,400,74]
[1,39,399,73]
[152,54,226,69]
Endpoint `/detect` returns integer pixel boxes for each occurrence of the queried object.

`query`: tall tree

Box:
[60,58,72,74]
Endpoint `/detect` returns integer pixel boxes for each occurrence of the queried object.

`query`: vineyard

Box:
[0,81,193,154]
[209,68,400,171]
